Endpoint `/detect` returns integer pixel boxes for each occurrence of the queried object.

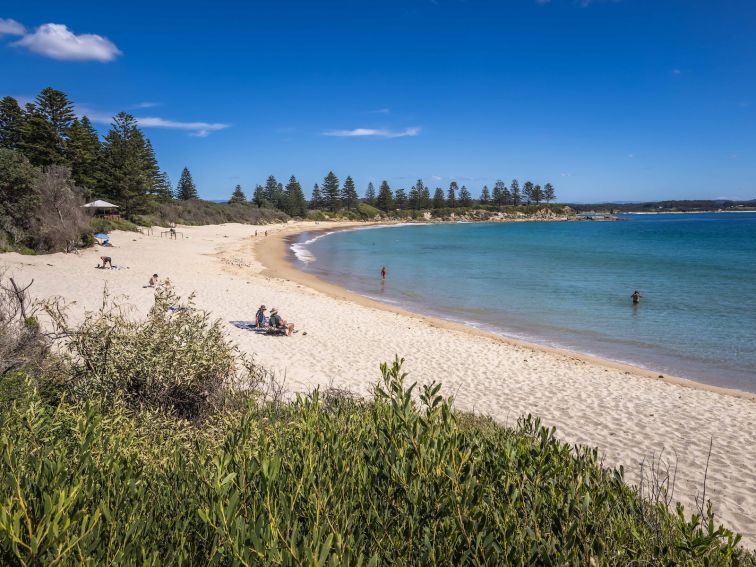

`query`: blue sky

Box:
[1,0,755,202]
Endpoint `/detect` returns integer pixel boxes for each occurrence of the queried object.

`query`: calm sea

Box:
[293,213,756,392]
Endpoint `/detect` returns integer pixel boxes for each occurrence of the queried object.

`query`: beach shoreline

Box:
[255,221,756,401]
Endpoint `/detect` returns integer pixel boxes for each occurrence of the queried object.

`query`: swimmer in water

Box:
[631,290,642,304]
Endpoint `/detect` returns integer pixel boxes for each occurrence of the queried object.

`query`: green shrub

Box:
[90,217,141,233]
[138,199,288,227]
[0,358,751,565]
[43,289,262,420]
[357,202,382,219]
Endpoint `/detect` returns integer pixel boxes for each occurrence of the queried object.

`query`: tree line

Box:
[231,173,556,214]
[0,87,211,220]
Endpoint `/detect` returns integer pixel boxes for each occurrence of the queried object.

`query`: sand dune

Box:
[2,221,754,547]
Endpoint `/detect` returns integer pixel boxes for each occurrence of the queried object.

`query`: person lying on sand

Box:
[98,256,113,269]
[255,304,267,328]
[268,308,295,336]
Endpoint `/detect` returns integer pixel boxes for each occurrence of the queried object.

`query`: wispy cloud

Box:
[80,106,229,137]
[11,22,121,62]
[132,101,160,109]
[133,116,230,137]
[369,108,391,114]
[671,68,682,76]
[430,175,443,181]
[323,127,420,138]
[0,18,25,36]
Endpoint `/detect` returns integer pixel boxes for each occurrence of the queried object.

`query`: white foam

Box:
[289,231,336,263]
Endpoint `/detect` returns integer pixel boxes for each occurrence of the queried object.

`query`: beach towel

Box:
[229,320,268,333]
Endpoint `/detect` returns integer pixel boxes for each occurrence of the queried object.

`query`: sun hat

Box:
[270,308,278,314]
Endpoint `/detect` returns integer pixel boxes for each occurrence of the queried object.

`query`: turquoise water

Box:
[293,213,756,392]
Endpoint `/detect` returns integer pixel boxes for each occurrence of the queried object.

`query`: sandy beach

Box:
[2,221,755,546]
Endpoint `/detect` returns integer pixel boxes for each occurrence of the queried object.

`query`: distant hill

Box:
[567,199,756,213]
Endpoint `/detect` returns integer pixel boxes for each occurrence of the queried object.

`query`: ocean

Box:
[292,213,756,392]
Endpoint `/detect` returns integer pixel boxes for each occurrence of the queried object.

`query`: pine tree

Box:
[18,87,76,166]
[0,96,24,150]
[310,184,322,209]
[503,185,512,206]
[511,179,521,206]
[420,185,432,209]
[100,112,158,213]
[142,139,161,197]
[18,103,61,166]
[252,184,267,208]
[65,116,101,192]
[395,188,407,210]
[408,185,419,210]
[544,183,556,203]
[523,181,534,205]
[364,182,376,205]
[277,182,287,212]
[154,171,173,201]
[480,185,491,205]
[285,175,307,217]
[492,180,506,207]
[341,175,358,210]
[432,187,445,209]
[375,180,394,212]
[229,184,247,204]
[447,181,458,208]
[532,184,543,205]
[176,167,198,200]
[35,87,75,139]
[459,185,472,207]
[264,176,282,209]
[322,171,341,211]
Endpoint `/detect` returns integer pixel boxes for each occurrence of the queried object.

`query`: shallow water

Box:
[294,213,756,392]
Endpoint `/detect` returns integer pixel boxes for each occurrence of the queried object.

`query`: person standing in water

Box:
[631,290,642,304]
[380,266,387,280]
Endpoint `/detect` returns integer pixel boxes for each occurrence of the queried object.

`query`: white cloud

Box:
[136,116,229,137]
[323,127,420,138]
[430,175,443,181]
[82,107,229,137]
[12,23,121,62]
[0,18,25,36]
[369,108,391,114]
[132,101,160,109]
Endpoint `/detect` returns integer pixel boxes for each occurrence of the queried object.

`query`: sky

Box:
[1,0,755,202]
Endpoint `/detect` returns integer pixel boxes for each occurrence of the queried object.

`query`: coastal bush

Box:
[0,292,752,565]
[138,199,288,227]
[356,202,381,219]
[42,288,264,420]
[0,274,51,377]
[90,216,142,234]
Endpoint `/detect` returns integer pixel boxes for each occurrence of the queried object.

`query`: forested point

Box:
[1,87,560,254]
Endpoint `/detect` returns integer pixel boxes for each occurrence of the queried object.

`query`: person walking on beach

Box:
[631,290,642,304]
[381,266,387,280]
[99,256,113,269]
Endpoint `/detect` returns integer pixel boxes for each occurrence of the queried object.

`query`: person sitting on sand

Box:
[255,304,267,328]
[148,274,159,287]
[631,290,642,304]
[268,308,295,336]
[98,256,113,269]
